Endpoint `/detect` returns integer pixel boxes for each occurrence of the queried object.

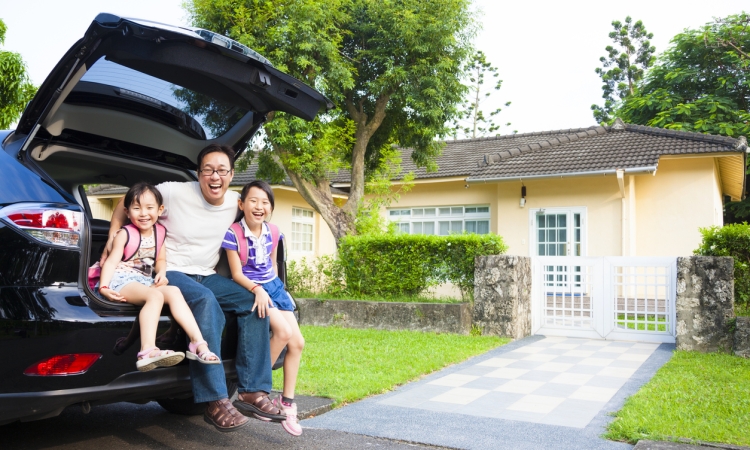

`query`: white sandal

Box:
[136,347,185,372]
[186,340,221,365]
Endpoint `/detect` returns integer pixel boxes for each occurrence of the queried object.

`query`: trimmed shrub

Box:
[338,233,507,301]
[695,224,750,313]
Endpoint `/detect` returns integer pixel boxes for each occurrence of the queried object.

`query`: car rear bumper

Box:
[0,360,236,425]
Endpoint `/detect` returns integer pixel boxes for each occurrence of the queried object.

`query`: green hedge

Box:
[695,224,750,312]
[338,233,507,300]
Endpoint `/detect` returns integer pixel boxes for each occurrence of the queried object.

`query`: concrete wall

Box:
[296,298,472,334]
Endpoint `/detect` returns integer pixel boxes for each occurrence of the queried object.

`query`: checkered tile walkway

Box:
[379,336,659,428]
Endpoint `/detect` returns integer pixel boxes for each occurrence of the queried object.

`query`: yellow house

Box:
[89,119,747,259]
[333,119,747,257]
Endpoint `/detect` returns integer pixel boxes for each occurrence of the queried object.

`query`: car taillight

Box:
[1,203,82,248]
[23,353,102,376]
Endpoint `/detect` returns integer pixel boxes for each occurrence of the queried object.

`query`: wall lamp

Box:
[520,184,526,207]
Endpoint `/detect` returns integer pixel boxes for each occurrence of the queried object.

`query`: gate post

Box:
[474,255,532,338]
[676,256,735,352]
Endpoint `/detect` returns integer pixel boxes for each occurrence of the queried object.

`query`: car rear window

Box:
[73,58,249,140]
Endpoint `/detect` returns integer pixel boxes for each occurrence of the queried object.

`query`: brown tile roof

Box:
[470,121,746,181]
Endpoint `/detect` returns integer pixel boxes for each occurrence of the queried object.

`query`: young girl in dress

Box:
[98,182,220,372]
[222,180,305,436]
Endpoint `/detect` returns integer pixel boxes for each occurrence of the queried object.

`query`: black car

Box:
[0,14,329,425]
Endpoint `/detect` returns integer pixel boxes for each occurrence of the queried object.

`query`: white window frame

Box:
[388,205,491,235]
[291,207,315,253]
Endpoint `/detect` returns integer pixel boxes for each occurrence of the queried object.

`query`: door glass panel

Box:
[534,210,584,257]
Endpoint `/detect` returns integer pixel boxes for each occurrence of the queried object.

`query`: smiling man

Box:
[104,144,286,432]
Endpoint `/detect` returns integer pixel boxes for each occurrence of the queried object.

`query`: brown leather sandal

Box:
[233,391,287,422]
[204,398,249,432]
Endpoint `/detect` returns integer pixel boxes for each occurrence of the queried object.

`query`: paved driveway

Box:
[303,335,675,450]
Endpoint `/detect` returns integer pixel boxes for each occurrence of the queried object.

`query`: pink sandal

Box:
[186,340,221,365]
[136,347,185,372]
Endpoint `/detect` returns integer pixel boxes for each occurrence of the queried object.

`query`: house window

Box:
[388,205,490,235]
[291,207,314,252]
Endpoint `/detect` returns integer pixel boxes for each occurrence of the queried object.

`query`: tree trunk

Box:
[274,89,394,247]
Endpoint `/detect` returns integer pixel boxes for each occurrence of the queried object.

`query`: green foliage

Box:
[187,0,476,241]
[694,224,750,313]
[272,325,508,404]
[605,351,750,446]
[0,18,37,130]
[286,255,346,297]
[592,16,655,124]
[452,50,512,139]
[614,13,750,137]
[338,233,507,301]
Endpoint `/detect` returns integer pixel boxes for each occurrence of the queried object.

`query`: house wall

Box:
[271,188,337,261]
[494,176,623,257]
[89,198,117,220]
[635,157,722,256]
[388,155,721,258]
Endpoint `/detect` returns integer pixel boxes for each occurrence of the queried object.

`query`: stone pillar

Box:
[734,317,750,358]
[473,255,531,339]
[675,256,735,352]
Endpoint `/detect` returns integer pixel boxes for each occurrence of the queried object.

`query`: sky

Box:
[1,0,748,134]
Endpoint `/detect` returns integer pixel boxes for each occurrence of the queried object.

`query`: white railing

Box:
[531,256,676,343]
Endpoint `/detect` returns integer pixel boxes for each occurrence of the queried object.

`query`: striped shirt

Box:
[221,219,275,283]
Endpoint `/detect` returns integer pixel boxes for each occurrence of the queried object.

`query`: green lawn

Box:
[293,291,463,303]
[615,313,668,332]
[605,351,750,446]
[272,325,508,404]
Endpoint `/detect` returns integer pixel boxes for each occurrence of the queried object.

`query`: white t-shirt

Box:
[157,181,239,276]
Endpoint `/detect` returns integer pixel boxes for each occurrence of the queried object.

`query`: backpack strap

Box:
[154,223,167,260]
[122,223,167,261]
[229,222,248,266]
[268,222,280,253]
[121,224,140,261]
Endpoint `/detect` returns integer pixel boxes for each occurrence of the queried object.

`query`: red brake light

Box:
[1,204,82,248]
[7,211,43,228]
[24,353,102,376]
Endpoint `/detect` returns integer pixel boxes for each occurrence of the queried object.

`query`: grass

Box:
[292,291,464,304]
[736,302,750,317]
[272,325,508,404]
[615,313,668,332]
[605,351,750,446]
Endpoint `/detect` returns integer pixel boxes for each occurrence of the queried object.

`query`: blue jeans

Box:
[167,271,272,403]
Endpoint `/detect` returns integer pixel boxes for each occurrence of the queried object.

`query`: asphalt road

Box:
[2,401,447,450]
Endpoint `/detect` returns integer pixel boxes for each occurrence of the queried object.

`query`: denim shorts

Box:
[108,270,155,292]
[261,276,295,311]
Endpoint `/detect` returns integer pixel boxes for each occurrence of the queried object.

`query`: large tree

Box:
[0,19,37,129]
[187,0,475,244]
[614,13,750,137]
[452,50,511,139]
[591,16,655,124]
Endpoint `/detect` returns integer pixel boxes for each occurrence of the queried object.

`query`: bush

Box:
[286,255,345,297]
[338,233,507,301]
[695,224,750,313]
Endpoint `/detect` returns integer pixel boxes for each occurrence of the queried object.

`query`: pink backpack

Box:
[87,223,167,289]
[229,222,280,266]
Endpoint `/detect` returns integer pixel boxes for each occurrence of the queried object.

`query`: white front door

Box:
[530,208,586,257]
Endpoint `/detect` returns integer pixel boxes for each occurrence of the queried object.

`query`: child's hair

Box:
[240,180,275,211]
[124,182,163,208]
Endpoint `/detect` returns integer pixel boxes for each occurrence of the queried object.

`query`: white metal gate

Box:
[531,256,676,343]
